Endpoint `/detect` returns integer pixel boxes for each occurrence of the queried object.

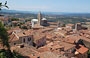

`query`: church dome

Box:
[31,19,38,22]
[42,18,47,20]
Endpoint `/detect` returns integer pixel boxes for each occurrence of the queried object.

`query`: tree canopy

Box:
[0,1,24,58]
[0,1,9,10]
[0,21,24,58]
[0,21,9,48]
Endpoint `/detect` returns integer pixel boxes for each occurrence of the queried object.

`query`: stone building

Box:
[9,31,33,46]
[33,33,46,48]
[75,23,82,31]
[75,23,87,31]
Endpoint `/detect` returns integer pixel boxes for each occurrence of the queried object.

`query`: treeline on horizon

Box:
[1,11,90,24]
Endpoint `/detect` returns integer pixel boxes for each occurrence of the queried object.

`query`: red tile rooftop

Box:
[46,34,56,40]
[13,30,33,37]
[12,21,19,23]
[32,24,43,29]
[0,16,9,21]
[65,35,81,42]
[51,44,64,50]
[66,24,74,27]
[76,45,88,54]
[42,41,75,53]
[54,30,67,36]
[9,34,19,42]
[79,30,90,34]
[7,27,21,33]
[33,33,46,41]
[39,51,60,58]
[37,46,50,53]
[64,38,75,44]
[0,16,4,21]
[11,45,39,56]
[52,50,61,55]
[24,30,33,35]
[39,28,53,33]
[58,42,75,51]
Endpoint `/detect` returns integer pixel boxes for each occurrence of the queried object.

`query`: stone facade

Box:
[9,32,33,46]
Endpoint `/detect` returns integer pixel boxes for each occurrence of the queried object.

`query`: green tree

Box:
[0,1,9,10]
[0,1,24,58]
[0,21,14,58]
[0,21,9,48]
[0,1,13,58]
[0,21,24,58]
[0,1,9,48]
[11,18,19,21]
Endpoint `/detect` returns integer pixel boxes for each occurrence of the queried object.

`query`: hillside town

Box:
[1,12,90,58]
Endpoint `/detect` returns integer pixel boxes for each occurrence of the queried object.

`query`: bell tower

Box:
[37,12,42,26]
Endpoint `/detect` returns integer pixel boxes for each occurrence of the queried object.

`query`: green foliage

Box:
[87,50,90,55]
[0,21,9,48]
[0,21,24,58]
[13,51,24,58]
[0,49,13,58]
[0,2,24,58]
[21,25,28,29]
[0,1,9,10]
[0,49,24,58]
[47,16,88,24]
[11,18,19,21]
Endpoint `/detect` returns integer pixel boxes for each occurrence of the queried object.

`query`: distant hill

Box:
[0,9,90,16]
[0,9,38,14]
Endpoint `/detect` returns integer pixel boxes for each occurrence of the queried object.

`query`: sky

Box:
[0,0,90,13]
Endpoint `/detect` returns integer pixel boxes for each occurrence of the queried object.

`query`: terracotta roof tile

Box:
[39,51,60,58]
[59,42,75,51]
[33,32,46,41]
[76,45,88,54]
[9,34,19,42]
[66,24,74,27]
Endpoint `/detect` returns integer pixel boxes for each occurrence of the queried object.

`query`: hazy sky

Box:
[0,0,90,13]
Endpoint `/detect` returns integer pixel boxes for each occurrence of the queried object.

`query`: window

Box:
[14,43,16,45]
[37,56,40,58]
[28,38,31,41]
[20,44,24,48]
[23,38,25,43]
[50,48,52,50]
